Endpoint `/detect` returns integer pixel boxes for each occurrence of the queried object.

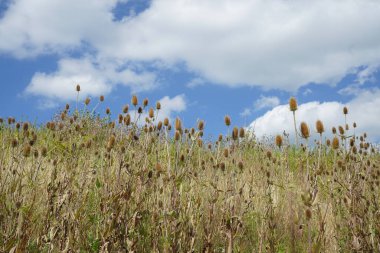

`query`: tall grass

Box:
[0,91,379,252]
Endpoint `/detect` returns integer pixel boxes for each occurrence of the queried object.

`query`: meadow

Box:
[0,86,379,252]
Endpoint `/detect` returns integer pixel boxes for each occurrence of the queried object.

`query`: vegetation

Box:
[0,87,379,252]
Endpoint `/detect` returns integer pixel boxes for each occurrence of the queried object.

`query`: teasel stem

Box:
[292,111,298,147]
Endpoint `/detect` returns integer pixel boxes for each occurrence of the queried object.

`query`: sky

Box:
[1,0,380,143]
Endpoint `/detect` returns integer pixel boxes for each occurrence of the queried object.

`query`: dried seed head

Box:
[198,120,204,131]
[149,108,154,118]
[300,122,310,139]
[118,114,123,124]
[223,148,229,158]
[41,147,47,157]
[23,144,31,157]
[332,127,337,134]
[76,84,81,92]
[106,108,111,115]
[157,121,163,131]
[238,161,244,170]
[266,151,272,159]
[131,95,138,106]
[353,122,357,128]
[65,104,70,110]
[0,118,3,124]
[197,139,203,147]
[23,122,29,132]
[33,149,39,158]
[332,137,340,150]
[326,139,331,146]
[164,118,169,127]
[124,114,131,126]
[100,95,104,102]
[343,106,348,115]
[107,135,116,149]
[218,134,223,142]
[143,98,149,107]
[11,139,18,148]
[345,124,349,131]
[175,130,181,141]
[137,107,143,114]
[175,118,182,131]
[338,126,345,135]
[156,101,161,110]
[289,97,298,112]
[316,120,324,134]
[224,115,231,126]
[85,97,90,105]
[232,127,239,141]
[305,208,312,220]
[275,135,283,148]
[239,127,245,138]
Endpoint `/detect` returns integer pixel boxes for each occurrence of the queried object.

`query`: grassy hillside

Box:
[0,93,379,252]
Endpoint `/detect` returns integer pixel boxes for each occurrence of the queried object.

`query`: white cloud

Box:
[240,108,252,117]
[186,78,205,88]
[249,88,380,142]
[130,94,186,124]
[1,0,380,94]
[24,57,157,103]
[254,95,280,110]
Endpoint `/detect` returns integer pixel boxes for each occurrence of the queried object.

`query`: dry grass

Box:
[0,94,379,253]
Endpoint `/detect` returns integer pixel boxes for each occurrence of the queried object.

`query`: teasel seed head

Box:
[118,114,123,124]
[41,147,47,157]
[156,101,161,110]
[0,118,3,124]
[23,144,31,157]
[316,120,324,134]
[131,95,138,106]
[156,121,162,131]
[106,107,111,115]
[332,127,337,134]
[143,98,148,107]
[23,122,29,132]
[33,149,39,158]
[343,106,348,115]
[224,115,231,126]
[218,134,223,142]
[11,139,18,148]
[122,104,129,114]
[175,118,182,131]
[76,84,81,92]
[332,137,340,150]
[224,148,229,158]
[175,130,181,141]
[289,97,298,112]
[275,135,283,148]
[326,139,331,146]
[137,107,143,114]
[345,124,349,131]
[353,122,357,128]
[85,97,90,106]
[198,139,203,147]
[305,208,312,220]
[198,120,204,131]
[232,126,239,141]
[338,126,344,135]
[239,127,245,138]
[149,108,154,119]
[300,122,310,139]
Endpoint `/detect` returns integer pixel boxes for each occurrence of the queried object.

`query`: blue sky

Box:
[1,0,380,142]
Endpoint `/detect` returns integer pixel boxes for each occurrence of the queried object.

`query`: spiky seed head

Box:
[198,120,204,131]
[156,102,161,110]
[332,137,340,149]
[175,118,182,131]
[124,114,131,126]
[143,98,148,107]
[315,120,324,134]
[218,134,223,142]
[224,115,231,126]
[121,104,128,114]
[23,122,29,132]
[131,95,138,106]
[238,161,244,170]
[33,149,39,158]
[149,108,154,118]
[326,139,331,146]
[23,144,31,157]
[106,108,111,115]
[157,121,163,131]
[300,122,310,139]
[99,95,104,102]
[232,127,239,141]
[224,148,229,158]
[118,114,123,124]
[345,124,349,131]
[239,127,245,138]
[83,98,90,106]
[305,208,312,220]
[11,139,18,148]
[65,104,70,110]
[167,124,172,131]
[198,139,203,147]
[275,135,283,147]
[164,118,169,127]
[332,127,337,134]
[353,122,357,128]
[76,84,81,92]
[343,106,348,115]
[289,97,298,112]
[266,151,272,159]
[338,126,345,135]
[175,131,181,141]
[137,107,143,114]
[41,147,47,157]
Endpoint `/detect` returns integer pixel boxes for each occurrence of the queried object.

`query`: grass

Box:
[0,94,379,252]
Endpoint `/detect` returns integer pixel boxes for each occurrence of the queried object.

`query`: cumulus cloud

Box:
[249,88,380,142]
[24,57,157,105]
[130,94,186,124]
[254,95,280,110]
[1,0,380,94]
